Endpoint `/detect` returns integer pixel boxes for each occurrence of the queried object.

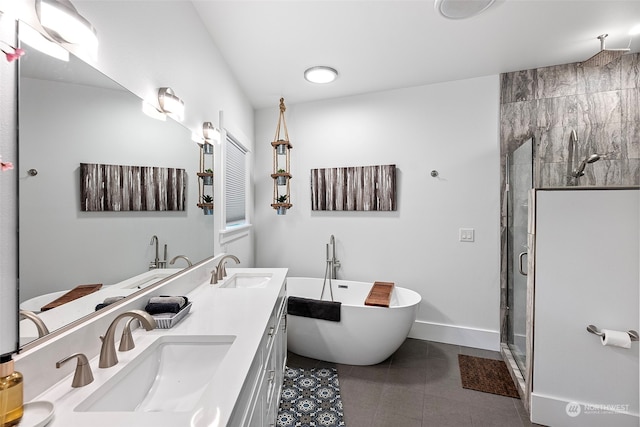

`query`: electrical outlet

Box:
[459,228,475,242]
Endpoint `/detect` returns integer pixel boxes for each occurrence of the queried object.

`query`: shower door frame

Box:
[500,135,535,411]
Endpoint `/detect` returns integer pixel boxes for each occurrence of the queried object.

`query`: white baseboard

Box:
[531,393,639,427]
[408,320,500,351]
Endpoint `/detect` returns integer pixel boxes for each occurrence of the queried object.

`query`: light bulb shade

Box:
[203,122,215,141]
[157,87,185,122]
[19,22,69,62]
[36,0,98,50]
[142,101,167,121]
[434,0,495,20]
[304,66,338,84]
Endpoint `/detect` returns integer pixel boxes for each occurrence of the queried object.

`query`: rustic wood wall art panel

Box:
[80,163,186,211]
[310,164,396,211]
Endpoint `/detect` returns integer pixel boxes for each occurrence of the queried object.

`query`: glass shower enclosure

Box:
[505,137,533,373]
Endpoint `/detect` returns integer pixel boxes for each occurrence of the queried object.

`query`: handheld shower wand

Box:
[571,153,604,178]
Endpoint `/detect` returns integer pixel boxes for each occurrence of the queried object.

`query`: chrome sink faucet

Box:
[170,255,193,267]
[20,310,50,337]
[215,254,240,281]
[99,310,156,368]
[56,353,94,387]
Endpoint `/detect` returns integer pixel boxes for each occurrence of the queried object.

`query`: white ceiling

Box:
[191,0,640,110]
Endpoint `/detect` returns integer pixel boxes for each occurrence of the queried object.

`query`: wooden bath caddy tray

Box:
[40,283,103,311]
[364,281,394,307]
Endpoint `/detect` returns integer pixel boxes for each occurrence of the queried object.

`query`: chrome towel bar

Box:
[587,324,639,342]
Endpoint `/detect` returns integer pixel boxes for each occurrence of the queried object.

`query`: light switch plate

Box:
[459,228,475,242]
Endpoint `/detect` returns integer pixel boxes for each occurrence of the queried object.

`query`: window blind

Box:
[225,135,247,225]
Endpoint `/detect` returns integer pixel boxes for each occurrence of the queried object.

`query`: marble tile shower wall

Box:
[500,52,639,187]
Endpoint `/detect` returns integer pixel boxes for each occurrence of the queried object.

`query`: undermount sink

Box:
[75,335,235,413]
[219,273,272,289]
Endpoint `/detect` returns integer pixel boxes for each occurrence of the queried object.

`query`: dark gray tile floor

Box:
[286,338,545,427]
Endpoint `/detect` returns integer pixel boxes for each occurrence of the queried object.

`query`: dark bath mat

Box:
[458,354,520,399]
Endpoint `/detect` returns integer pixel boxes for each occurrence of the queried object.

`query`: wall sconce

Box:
[141,101,167,121]
[157,87,185,122]
[202,122,216,142]
[19,22,69,62]
[35,0,98,52]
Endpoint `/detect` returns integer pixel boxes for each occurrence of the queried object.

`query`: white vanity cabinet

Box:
[231,282,287,427]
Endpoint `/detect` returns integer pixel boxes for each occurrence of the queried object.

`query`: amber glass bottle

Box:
[0,354,23,427]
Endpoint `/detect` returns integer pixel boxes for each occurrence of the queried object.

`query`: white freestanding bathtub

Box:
[286,277,421,365]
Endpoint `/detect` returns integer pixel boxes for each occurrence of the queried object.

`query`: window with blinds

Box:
[225,135,248,226]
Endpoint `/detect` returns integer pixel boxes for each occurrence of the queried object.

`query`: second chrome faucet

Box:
[210,254,240,284]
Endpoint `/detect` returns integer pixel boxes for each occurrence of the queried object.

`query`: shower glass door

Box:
[506,137,533,373]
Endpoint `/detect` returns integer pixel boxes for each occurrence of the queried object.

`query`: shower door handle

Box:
[518,252,528,276]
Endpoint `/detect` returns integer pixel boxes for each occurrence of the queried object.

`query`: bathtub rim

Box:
[286,276,421,309]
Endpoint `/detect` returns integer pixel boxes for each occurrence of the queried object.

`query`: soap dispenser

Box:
[0,354,23,427]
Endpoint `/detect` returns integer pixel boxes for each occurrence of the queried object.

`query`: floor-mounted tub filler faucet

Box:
[321,235,340,301]
[149,235,160,269]
[327,235,340,280]
[99,310,156,368]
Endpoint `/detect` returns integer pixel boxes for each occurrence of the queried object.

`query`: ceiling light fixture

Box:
[434,0,495,20]
[35,0,98,51]
[304,66,338,84]
[157,87,185,122]
[630,24,640,36]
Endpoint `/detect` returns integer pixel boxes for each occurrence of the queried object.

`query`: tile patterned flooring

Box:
[286,338,544,427]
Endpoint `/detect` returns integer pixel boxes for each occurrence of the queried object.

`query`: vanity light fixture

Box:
[141,101,166,121]
[157,87,185,122]
[35,0,98,51]
[434,0,495,20]
[203,122,218,142]
[19,22,69,62]
[304,66,338,84]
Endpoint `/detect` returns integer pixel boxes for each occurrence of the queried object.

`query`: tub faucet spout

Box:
[149,235,160,269]
[327,235,340,280]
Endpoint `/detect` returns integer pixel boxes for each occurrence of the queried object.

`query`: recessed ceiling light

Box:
[304,66,338,84]
[434,0,495,20]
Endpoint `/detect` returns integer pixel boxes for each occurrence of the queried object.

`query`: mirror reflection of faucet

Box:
[169,255,193,267]
[149,236,168,269]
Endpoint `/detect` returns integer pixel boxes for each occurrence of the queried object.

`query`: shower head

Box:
[580,34,630,67]
[571,153,605,178]
[584,153,602,164]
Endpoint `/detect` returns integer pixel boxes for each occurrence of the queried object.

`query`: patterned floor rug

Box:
[458,354,520,398]
[277,366,346,427]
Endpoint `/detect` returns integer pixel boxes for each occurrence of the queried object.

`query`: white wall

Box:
[254,76,502,350]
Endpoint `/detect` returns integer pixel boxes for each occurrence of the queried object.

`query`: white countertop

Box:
[27,267,287,427]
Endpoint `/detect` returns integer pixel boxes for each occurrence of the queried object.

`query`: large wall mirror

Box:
[17,22,214,348]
